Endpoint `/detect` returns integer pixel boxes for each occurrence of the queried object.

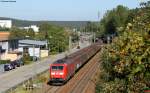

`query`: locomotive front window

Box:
[52,66,57,70]
[52,66,64,70]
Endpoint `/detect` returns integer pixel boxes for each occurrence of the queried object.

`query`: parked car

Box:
[10,62,16,69]
[11,60,20,67]
[30,56,39,62]
[16,61,21,67]
[4,64,12,71]
[16,59,24,67]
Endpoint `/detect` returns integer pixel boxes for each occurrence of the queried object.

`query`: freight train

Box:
[49,44,101,84]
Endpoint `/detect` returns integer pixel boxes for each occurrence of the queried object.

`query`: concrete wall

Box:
[40,50,48,58]
[18,47,48,58]
[29,48,40,57]
[19,47,40,57]
[1,53,17,61]
[18,47,23,52]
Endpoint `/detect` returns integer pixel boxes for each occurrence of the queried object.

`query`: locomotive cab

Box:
[50,64,67,83]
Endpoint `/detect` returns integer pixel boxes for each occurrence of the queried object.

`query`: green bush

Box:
[96,1,150,92]
[22,53,32,65]
[96,78,127,93]
[0,60,10,65]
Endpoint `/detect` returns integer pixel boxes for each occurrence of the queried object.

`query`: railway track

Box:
[40,51,100,93]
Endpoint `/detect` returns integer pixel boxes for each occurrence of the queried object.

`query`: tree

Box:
[37,23,69,53]
[97,2,150,93]
[82,21,99,33]
[0,26,10,31]
[27,28,35,39]
[9,27,26,39]
[104,17,117,35]
[99,5,129,36]
[71,32,79,43]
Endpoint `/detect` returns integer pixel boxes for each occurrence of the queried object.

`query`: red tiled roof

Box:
[0,32,10,41]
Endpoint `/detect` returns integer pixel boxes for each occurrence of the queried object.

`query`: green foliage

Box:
[71,32,79,43]
[37,23,69,53]
[0,17,88,28]
[22,53,32,65]
[0,60,10,64]
[105,17,117,35]
[82,22,99,32]
[82,21,105,38]
[96,78,127,93]
[9,27,35,39]
[97,2,150,93]
[0,26,10,31]
[26,28,35,39]
[9,27,27,39]
[100,5,129,36]
[9,23,69,53]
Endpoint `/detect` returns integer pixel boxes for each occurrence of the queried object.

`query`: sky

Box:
[0,0,149,21]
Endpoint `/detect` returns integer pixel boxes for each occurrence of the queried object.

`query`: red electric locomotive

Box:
[49,44,101,84]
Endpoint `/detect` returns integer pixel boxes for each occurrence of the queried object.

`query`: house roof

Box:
[19,39,47,46]
[0,32,10,41]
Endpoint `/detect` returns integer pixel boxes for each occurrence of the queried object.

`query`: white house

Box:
[0,20,12,28]
[30,25,39,32]
[18,40,48,58]
[0,32,21,61]
[19,25,39,32]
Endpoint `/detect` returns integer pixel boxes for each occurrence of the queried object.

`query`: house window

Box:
[23,47,28,53]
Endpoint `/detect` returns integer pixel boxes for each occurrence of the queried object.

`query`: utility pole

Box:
[39,45,41,61]
[93,32,96,43]
[32,44,36,78]
[69,36,72,52]
[33,45,35,62]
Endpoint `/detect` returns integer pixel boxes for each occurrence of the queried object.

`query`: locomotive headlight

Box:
[59,72,64,75]
[51,72,55,75]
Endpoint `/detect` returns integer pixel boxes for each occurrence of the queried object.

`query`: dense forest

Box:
[96,1,150,93]
[0,17,88,28]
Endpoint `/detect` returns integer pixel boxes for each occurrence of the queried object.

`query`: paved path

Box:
[0,43,89,93]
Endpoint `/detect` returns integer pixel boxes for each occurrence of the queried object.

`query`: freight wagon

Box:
[49,44,101,84]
